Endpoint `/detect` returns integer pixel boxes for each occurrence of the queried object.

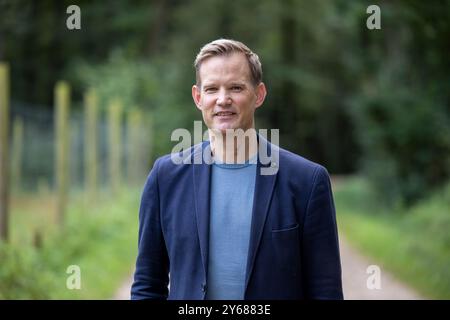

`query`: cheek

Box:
[200,103,214,118]
[201,97,215,110]
[237,99,255,114]
[236,94,255,106]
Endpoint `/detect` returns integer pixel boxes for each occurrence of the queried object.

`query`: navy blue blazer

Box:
[131,137,343,300]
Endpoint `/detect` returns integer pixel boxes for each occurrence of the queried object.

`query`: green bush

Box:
[0,188,139,299]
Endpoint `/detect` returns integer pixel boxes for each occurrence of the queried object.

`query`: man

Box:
[131,39,343,300]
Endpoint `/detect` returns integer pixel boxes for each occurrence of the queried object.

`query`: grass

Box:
[0,187,140,299]
[333,176,450,299]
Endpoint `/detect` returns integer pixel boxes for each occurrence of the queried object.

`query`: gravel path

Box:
[340,237,424,299]
[113,272,133,300]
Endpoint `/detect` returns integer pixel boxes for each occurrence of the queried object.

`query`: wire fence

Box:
[9,100,152,194]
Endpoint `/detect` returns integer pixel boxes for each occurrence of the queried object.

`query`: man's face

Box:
[192,53,266,133]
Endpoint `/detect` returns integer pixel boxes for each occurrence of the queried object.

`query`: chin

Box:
[211,123,236,133]
[217,126,238,133]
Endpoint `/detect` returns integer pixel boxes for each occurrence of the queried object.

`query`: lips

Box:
[214,111,236,116]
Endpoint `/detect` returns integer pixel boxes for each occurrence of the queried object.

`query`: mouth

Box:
[214,111,236,117]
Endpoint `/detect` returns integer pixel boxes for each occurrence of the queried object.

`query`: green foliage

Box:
[2,0,449,206]
[344,0,450,206]
[335,177,450,299]
[0,188,139,299]
[70,51,154,113]
[68,51,198,159]
[349,73,450,206]
[0,244,53,299]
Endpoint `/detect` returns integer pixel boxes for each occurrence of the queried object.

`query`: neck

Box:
[209,128,258,164]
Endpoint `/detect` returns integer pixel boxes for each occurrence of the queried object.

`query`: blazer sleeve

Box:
[131,158,170,299]
[302,165,344,299]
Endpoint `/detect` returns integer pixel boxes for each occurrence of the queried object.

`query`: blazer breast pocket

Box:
[271,223,299,234]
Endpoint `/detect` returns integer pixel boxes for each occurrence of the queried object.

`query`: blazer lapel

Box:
[245,136,278,290]
[192,142,212,279]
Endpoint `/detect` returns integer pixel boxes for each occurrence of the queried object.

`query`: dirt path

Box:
[113,239,425,300]
[113,272,133,300]
[340,237,424,299]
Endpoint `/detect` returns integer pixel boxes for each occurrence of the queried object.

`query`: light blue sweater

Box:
[206,159,257,300]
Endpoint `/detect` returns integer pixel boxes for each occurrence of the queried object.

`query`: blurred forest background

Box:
[0,0,449,299]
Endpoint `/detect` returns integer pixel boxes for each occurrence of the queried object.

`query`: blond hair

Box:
[194,39,263,86]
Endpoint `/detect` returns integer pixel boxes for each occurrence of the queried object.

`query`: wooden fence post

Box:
[126,108,142,186]
[11,117,24,192]
[84,89,98,200]
[0,62,10,241]
[54,81,70,226]
[127,110,153,185]
[108,99,123,195]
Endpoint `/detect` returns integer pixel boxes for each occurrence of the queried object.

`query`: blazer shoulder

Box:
[278,146,325,171]
[278,146,330,181]
[148,142,205,174]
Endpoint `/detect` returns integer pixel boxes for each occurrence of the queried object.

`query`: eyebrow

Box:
[202,80,247,87]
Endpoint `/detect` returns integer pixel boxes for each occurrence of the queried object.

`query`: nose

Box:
[216,89,231,106]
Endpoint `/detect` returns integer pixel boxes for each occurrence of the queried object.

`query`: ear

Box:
[254,82,267,109]
[192,85,202,110]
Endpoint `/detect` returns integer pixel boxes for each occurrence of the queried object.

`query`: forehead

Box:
[198,53,251,84]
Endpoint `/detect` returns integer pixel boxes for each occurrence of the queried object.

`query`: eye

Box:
[231,86,243,92]
[204,87,217,93]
